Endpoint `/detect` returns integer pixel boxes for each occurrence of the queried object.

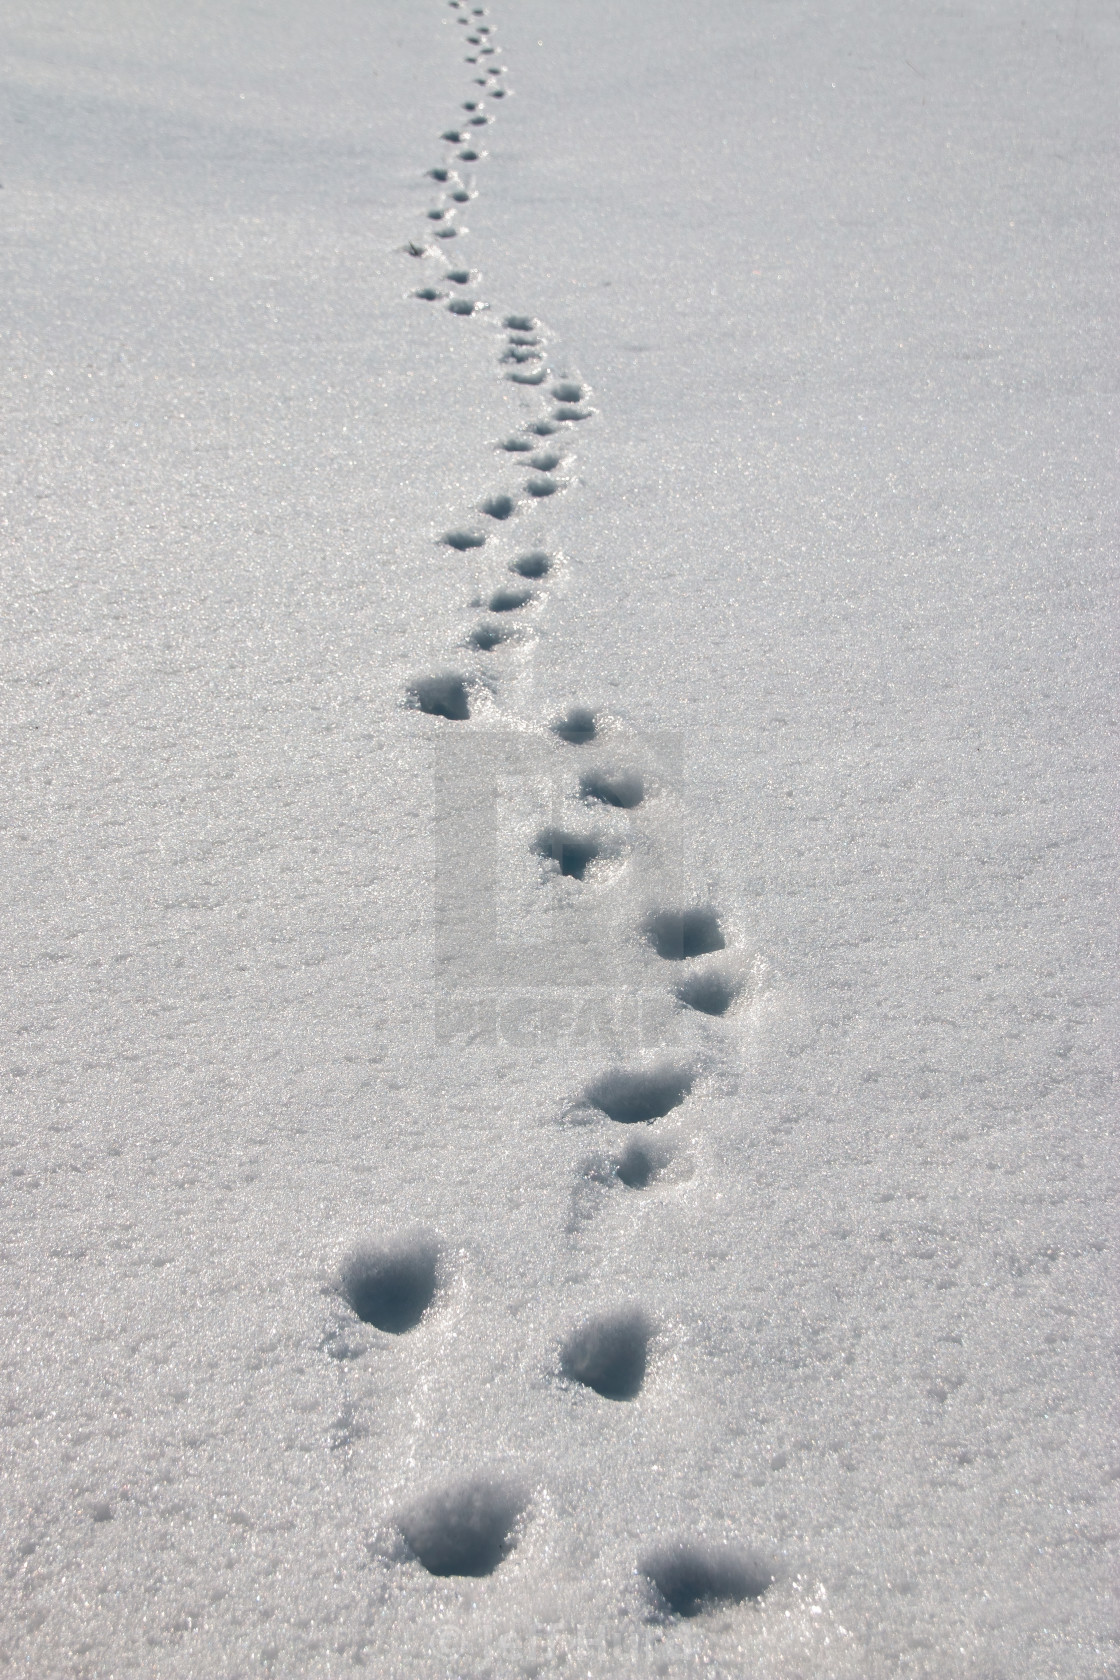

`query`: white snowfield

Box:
[1,0,1115,1673]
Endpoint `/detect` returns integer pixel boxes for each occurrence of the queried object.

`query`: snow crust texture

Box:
[1,0,1117,1673]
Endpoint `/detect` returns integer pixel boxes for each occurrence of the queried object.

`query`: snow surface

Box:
[1,0,1117,1674]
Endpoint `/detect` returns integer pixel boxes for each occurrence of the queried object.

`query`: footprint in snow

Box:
[583,1065,693,1124]
[552,705,597,744]
[560,1307,653,1400]
[580,768,644,809]
[339,1234,439,1334]
[396,1478,526,1578]
[644,908,725,961]
[674,969,742,1016]
[533,828,602,880]
[641,1543,775,1617]
[488,585,533,612]
[407,674,471,721]
[510,551,551,578]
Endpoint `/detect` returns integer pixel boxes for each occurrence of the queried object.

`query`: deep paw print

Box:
[583,1065,693,1123]
[644,908,725,961]
[396,1477,527,1578]
[560,1307,653,1400]
[641,1543,775,1617]
[339,1235,440,1334]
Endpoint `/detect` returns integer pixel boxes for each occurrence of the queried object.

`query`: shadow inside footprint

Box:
[552,381,585,403]
[481,493,515,520]
[529,450,560,471]
[645,909,725,961]
[534,828,600,880]
[504,314,537,331]
[469,622,511,651]
[561,1307,652,1400]
[397,1477,525,1578]
[488,586,533,612]
[340,1235,439,1333]
[584,1065,692,1124]
[615,1137,671,1189]
[500,436,533,453]
[414,287,443,301]
[552,706,596,745]
[408,674,470,721]
[446,268,472,284]
[674,970,741,1016]
[443,529,485,550]
[641,1542,774,1617]
[526,476,558,498]
[580,769,644,809]
[511,551,551,579]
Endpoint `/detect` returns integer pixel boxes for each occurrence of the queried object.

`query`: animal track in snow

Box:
[510,551,551,578]
[458,147,481,161]
[468,622,513,652]
[504,314,537,332]
[339,1235,439,1333]
[527,449,560,470]
[560,1307,652,1400]
[580,768,644,809]
[414,287,444,301]
[408,674,471,721]
[480,492,515,520]
[500,436,533,453]
[397,1477,526,1578]
[552,706,597,745]
[445,268,473,285]
[428,166,451,182]
[614,1136,674,1189]
[554,404,592,422]
[502,346,542,365]
[506,366,547,386]
[551,381,585,403]
[488,585,533,611]
[528,418,559,435]
[644,908,725,961]
[584,1065,692,1124]
[641,1542,774,1617]
[442,528,486,550]
[525,475,559,498]
[533,828,602,880]
[674,969,741,1016]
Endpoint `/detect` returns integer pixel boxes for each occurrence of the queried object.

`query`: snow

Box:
[1,0,1116,1674]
